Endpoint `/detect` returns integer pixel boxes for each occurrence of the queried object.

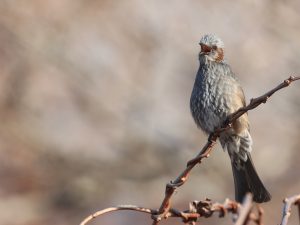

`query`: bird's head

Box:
[198,34,224,62]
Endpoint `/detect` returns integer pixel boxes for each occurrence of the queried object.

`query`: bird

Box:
[190,34,271,203]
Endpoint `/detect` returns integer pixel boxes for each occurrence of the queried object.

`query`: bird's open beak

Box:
[199,43,212,54]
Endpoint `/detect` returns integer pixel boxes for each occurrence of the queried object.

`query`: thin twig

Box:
[151,76,300,225]
[80,205,156,225]
[280,194,300,225]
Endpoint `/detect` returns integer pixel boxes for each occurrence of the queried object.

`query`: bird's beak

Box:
[199,43,212,55]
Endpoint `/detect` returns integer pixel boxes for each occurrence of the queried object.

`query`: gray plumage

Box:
[190,34,271,203]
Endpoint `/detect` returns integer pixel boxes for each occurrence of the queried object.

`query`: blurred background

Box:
[0,0,299,224]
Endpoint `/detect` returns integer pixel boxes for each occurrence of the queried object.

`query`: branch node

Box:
[284,78,291,85]
[151,214,162,222]
[218,205,226,218]
[169,179,184,188]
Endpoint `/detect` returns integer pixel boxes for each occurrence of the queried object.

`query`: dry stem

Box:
[80,198,242,225]
[151,76,300,225]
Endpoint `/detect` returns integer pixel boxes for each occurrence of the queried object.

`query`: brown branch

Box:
[229,76,300,123]
[151,76,300,225]
[80,198,242,225]
[80,205,156,225]
[280,194,300,225]
[80,194,300,225]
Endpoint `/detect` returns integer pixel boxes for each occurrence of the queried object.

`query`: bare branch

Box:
[80,205,156,225]
[151,76,300,224]
[229,76,300,123]
[80,198,242,225]
[280,194,300,225]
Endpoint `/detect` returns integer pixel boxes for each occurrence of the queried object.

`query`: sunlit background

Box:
[0,1,299,224]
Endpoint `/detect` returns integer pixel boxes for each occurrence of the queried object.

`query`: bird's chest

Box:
[190,72,228,133]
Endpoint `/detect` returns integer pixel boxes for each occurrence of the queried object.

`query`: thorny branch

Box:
[152,76,300,225]
[80,193,268,225]
[80,76,300,225]
[80,196,241,225]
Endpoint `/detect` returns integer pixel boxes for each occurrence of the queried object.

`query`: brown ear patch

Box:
[215,48,224,62]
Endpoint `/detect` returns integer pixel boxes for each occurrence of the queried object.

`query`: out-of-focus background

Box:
[0,1,299,225]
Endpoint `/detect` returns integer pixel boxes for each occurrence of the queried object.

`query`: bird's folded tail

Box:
[231,152,271,203]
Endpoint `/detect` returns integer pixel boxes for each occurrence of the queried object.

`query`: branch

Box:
[79,194,300,225]
[80,205,156,225]
[229,76,300,123]
[151,76,300,224]
[280,194,300,225]
[80,198,241,225]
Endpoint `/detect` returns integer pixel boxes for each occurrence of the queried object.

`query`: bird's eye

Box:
[200,44,212,53]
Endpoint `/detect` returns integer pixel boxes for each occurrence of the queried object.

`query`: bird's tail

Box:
[220,131,271,203]
[231,152,271,203]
